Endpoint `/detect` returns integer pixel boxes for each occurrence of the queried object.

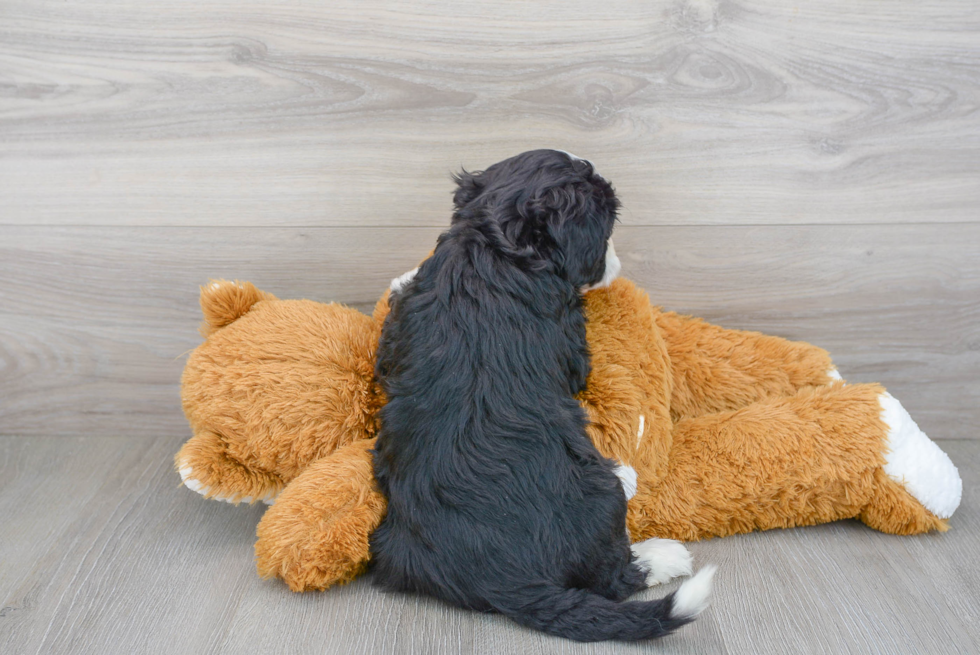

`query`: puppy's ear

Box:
[451,169,485,209]
[543,182,618,288]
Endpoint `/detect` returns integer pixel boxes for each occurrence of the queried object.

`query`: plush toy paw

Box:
[879,392,962,519]
[630,538,694,587]
[178,463,279,505]
[254,439,386,591]
[175,430,283,505]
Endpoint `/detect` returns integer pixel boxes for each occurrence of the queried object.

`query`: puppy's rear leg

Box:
[589,549,648,601]
[594,536,692,601]
[596,538,693,601]
[606,561,649,600]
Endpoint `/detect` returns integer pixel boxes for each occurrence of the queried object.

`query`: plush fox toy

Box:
[176,274,961,592]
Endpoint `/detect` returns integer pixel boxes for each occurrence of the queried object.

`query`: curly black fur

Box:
[370,150,692,642]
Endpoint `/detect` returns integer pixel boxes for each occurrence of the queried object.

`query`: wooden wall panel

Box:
[1,1,978,227]
[1,224,976,439]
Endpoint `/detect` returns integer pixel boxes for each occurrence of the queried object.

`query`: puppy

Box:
[371,150,714,642]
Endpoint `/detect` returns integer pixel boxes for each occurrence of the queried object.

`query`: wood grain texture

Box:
[2,1,977,651]
[1,0,978,226]
[1,224,977,439]
[1,436,977,654]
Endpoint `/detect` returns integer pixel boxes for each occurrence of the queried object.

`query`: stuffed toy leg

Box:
[254,438,383,590]
[629,383,954,541]
[636,310,959,538]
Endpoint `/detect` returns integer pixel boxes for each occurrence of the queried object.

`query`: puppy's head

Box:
[452,150,621,290]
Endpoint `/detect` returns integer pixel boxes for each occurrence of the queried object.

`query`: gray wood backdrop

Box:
[1,0,977,441]
[1,2,979,653]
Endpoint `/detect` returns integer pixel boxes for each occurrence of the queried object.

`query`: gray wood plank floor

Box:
[2,0,978,652]
[1,436,977,654]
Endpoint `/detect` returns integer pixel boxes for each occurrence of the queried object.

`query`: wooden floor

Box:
[0,436,976,654]
[2,0,978,652]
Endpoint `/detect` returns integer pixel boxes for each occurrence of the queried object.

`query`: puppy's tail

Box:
[496,566,716,642]
[198,279,276,337]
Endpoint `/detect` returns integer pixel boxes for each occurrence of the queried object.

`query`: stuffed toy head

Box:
[177,281,385,504]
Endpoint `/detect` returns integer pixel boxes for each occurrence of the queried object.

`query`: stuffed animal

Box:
[176,275,962,592]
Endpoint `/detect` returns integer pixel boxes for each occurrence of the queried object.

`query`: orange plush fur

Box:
[177,277,947,592]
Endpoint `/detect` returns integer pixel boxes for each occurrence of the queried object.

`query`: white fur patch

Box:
[581,240,621,292]
[613,464,638,500]
[178,465,209,495]
[637,414,645,449]
[178,463,278,505]
[630,538,693,587]
[554,149,585,162]
[827,368,843,382]
[390,267,419,294]
[879,392,962,518]
[671,565,717,619]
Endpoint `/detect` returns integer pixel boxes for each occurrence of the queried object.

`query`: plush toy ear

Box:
[451,169,485,210]
[198,280,277,337]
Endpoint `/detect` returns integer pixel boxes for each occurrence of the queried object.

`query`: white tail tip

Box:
[671,565,717,619]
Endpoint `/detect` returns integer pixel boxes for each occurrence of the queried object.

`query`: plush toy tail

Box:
[495,566,715,642]
[198,279,276,337]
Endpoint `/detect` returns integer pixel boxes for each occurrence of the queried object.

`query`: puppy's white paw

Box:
[613,464,638,500]
[827,368,844,382]
[390,267,419,294]
[630,538,693,587]
[879,392,962,518]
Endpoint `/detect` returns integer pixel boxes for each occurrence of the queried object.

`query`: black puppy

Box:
[371,150,714,642]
